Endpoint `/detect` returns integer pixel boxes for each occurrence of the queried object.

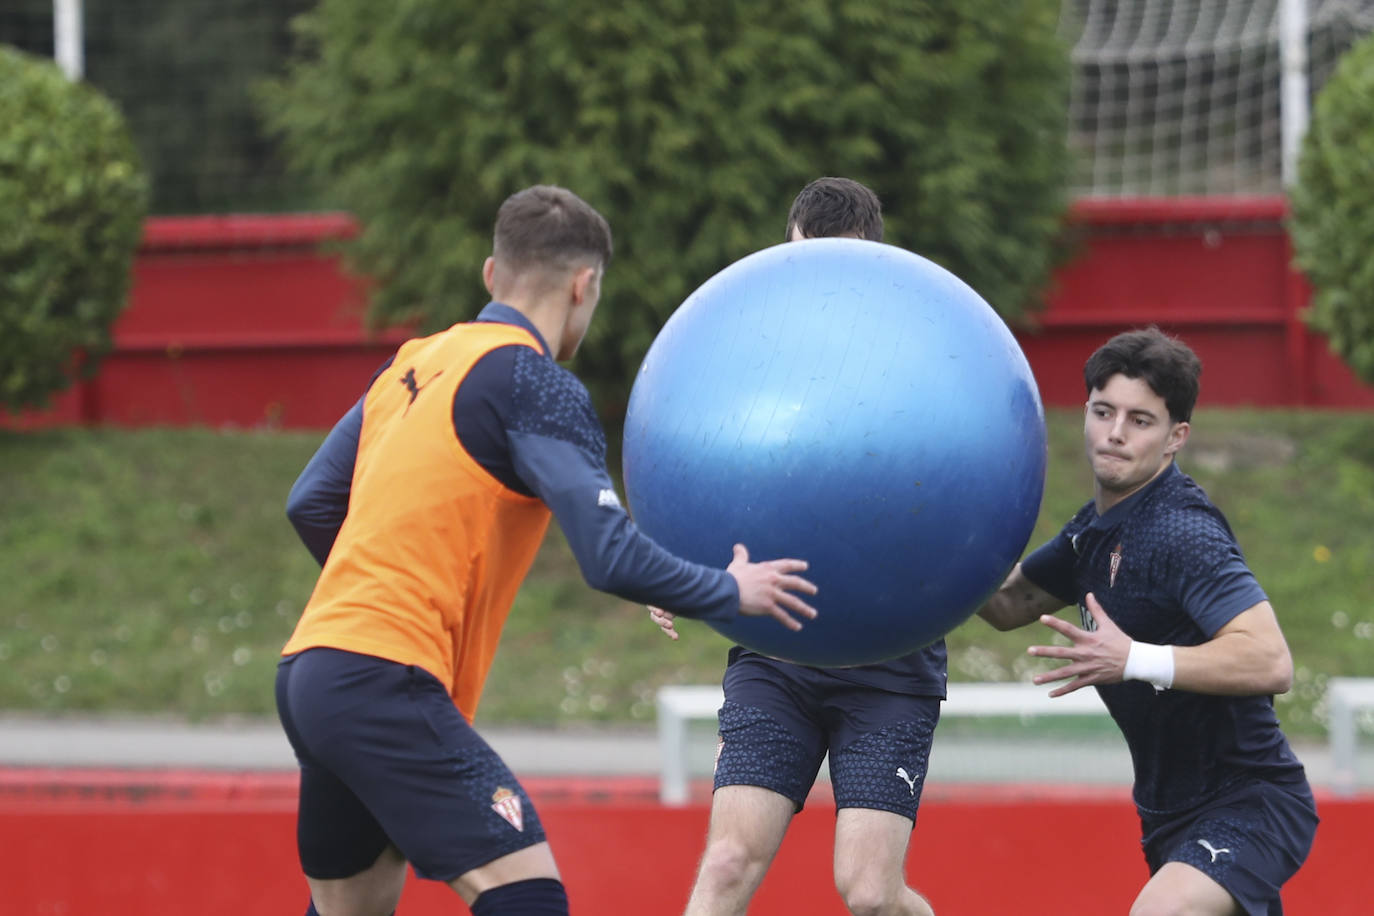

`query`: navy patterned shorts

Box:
[275,647,546,881]
[713,655,941,819]
[1141,779,1318,916]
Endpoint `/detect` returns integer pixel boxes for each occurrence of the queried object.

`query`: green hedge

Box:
[1290,31,1374,386]
[0,48,148,413]
[262,0,1072,413]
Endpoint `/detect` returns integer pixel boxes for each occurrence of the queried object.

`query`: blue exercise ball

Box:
[622,238,1046,667]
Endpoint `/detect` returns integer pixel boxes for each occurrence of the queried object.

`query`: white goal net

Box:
[1062,0,1374,196]
[9,1,1374,207]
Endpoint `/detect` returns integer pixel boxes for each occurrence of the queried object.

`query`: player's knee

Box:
[839,889,892,916]
[834,870,901,916]
[470,877,568,915]
[841,889,936,916]
[696,836,766,892]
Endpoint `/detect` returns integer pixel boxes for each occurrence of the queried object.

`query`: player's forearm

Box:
[977,598,1034,631]
[977,565,1064,631]
[571,509,736,619]
[1153,632,1293,696]
[513,432,738,620]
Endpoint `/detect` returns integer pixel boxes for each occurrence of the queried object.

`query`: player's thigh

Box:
[1142,781,1317,916]
[286,648,553,888]
[1131,862,1240,916]
[448,841,561,904]
[688,787,795,906]
[704,784,796,859]
[825,693,940,821]
[370,666,553,887]
[833,806,914,886]
[307,844,408,916]
[277,651,400,884]
[716,658,830,811]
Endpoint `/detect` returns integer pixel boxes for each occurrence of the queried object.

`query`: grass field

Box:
[1,408,1372,738]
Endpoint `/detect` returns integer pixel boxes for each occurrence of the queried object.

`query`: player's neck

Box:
[1093,458,1174,515]
[510,299,568,357]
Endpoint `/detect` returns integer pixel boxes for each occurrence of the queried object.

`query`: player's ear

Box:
[570,265,598,307]
[482,256,496,295]
[1165,420,1190,455]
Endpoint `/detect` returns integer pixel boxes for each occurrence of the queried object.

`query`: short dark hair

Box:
[493,185,612,274]
[785,177,883,242]
[1084,327,1202,423]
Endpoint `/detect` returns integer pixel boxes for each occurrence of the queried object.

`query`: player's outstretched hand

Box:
[648,606,679,640]
[1026,592,1130,696]
[727,543,818,631]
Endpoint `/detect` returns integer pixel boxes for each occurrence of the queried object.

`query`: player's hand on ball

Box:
[648,606,679,640]
[727,543,819,631]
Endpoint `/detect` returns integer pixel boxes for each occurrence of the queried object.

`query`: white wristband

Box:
[1124,641,1175,691]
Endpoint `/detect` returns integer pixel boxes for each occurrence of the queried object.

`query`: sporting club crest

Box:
[491,787,524,832]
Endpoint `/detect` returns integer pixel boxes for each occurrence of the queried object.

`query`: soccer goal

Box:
[1061,0,1374,196]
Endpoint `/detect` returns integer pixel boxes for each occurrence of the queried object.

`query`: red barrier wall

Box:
[9,198,1374,431]
[1023,197,1374,411]
[2,769,1371,914]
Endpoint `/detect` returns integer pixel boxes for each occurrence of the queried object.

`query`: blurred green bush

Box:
[1291,30,1374,386]
[262,0,1072,415]
[0,47,148,413]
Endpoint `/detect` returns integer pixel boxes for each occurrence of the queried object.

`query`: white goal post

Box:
[1327,677,1374,795]
[53,0,83,80]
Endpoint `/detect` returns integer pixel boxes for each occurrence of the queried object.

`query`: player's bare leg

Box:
[1129,863,1240,916]
[683,785,794,916]
[307,844,406,916]
[833,808,934,916]
[448,842,562,904]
